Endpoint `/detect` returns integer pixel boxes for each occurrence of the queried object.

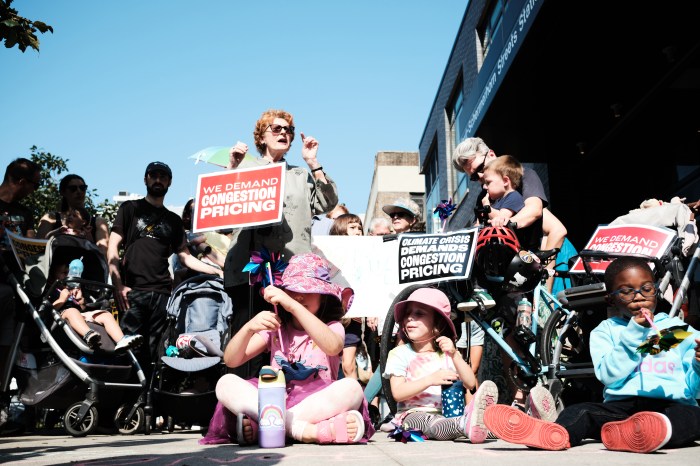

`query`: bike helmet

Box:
[502,250,545,293]
[475,226,521,284]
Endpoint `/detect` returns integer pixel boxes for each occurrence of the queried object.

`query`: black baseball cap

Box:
[145,161,172,178]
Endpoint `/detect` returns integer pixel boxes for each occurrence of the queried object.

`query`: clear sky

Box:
[1,0,466,216]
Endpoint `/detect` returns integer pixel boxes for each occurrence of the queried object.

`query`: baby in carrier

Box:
[48,259,142,352]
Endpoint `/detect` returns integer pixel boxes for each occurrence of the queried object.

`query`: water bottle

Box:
[515,298,535,344]
[67,257,84,289]
[441,379,466,418]
[257,365,286,448]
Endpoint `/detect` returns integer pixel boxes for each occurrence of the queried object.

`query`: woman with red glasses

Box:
[222,108,339,380]
[36,174,110,255]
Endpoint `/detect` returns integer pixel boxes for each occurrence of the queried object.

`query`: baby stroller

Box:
[7,234,148,436]
[146,273,233,434]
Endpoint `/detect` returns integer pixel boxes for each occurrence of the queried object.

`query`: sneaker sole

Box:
[601,412,671,453]
[528,386,558,422]
[466,380,499,444]
[484,404,569,450]
[457,302,478,312]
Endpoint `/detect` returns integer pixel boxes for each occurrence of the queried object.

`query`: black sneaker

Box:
[83,329,102,349]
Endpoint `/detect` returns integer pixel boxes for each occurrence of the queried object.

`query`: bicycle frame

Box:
[462,280,571,388]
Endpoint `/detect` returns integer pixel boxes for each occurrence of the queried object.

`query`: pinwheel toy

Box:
[434,197,456,233]
[387,425,427,443]
[242,247,287,287]
[636,324,692,355]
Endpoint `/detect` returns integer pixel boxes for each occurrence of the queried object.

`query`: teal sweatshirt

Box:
[590,312,700,406]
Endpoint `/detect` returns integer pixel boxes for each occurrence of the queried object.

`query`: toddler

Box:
[384,287,498,443]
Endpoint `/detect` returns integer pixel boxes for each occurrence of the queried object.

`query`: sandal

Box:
[83,329,102,349]
[316,410,365,444]
[235,414,258,446]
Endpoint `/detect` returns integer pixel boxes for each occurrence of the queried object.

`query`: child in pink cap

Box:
[213,252,374,445]
[384,286,498,443]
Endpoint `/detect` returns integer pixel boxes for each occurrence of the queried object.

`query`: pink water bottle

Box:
[258,366,286,448]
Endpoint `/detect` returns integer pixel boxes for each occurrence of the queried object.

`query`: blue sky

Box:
[1,0,466,216]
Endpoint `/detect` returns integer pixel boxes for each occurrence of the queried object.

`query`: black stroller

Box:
[146,273,233,434]
[5,235,148,436]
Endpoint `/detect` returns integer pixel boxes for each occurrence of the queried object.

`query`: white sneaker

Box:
[115,334,143,352]
[527,385,558,422]
[457,289,496,312]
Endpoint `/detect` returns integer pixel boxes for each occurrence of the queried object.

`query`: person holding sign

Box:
[484,256,700,453]
[223,109,338,379]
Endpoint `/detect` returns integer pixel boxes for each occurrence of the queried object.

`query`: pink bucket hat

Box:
[281,253,354,311]
[393,287,456,339]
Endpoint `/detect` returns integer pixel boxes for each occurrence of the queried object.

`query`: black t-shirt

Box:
[112,199,186,293]
[0,198,36,268]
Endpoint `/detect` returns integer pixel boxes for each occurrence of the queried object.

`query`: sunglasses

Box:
[66,184,88,193]
[469,159,486,181]
[390,211,412,219]
[267,124,295,135]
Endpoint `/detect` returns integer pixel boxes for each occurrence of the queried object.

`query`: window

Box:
[424,145,441,233]
[448,87,468,204]
[477,0,508,61]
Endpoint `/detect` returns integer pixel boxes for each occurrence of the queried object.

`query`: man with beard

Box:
[108,162,222,375]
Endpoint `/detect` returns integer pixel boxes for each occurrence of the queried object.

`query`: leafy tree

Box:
[1,0,53,53]
[23,146,120,230]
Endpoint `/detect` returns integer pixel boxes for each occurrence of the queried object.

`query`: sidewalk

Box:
[2,428,699,465]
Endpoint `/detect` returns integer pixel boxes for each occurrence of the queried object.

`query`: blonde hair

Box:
[483,154,523,189]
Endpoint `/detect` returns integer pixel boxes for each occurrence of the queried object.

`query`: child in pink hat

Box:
[213,253,374,445]
[384,286,498,443]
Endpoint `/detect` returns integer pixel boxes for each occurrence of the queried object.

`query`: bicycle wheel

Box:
[541,308,601,409]
[379,284,431,415]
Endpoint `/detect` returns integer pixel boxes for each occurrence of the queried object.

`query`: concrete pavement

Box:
[2,428,699,465]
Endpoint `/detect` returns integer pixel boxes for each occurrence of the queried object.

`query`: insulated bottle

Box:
[258,365,286,448]
[67,257,84,289]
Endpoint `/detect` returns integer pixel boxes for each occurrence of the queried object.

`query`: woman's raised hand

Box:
[300,132,320,168]
[228,141,248,169]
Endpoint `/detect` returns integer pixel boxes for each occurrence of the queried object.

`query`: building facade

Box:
[420,0,700,248]
[364,151,425,234]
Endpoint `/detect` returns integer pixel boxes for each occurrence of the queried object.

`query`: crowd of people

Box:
[1,114,699,453]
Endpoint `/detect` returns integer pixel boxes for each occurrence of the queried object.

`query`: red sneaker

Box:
[601,412,671,453]
[484,404,569,450]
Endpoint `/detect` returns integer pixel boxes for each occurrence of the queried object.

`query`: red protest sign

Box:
[192,163,285,232]
[569,224,676,274]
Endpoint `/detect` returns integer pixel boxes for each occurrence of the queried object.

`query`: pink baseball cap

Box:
[393,287,456,339]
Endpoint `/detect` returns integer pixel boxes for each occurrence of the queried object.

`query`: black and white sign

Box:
[397,228,478,285]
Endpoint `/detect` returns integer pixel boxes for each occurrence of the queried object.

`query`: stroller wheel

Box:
[114,404,145,435]
[63,402,99,437]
